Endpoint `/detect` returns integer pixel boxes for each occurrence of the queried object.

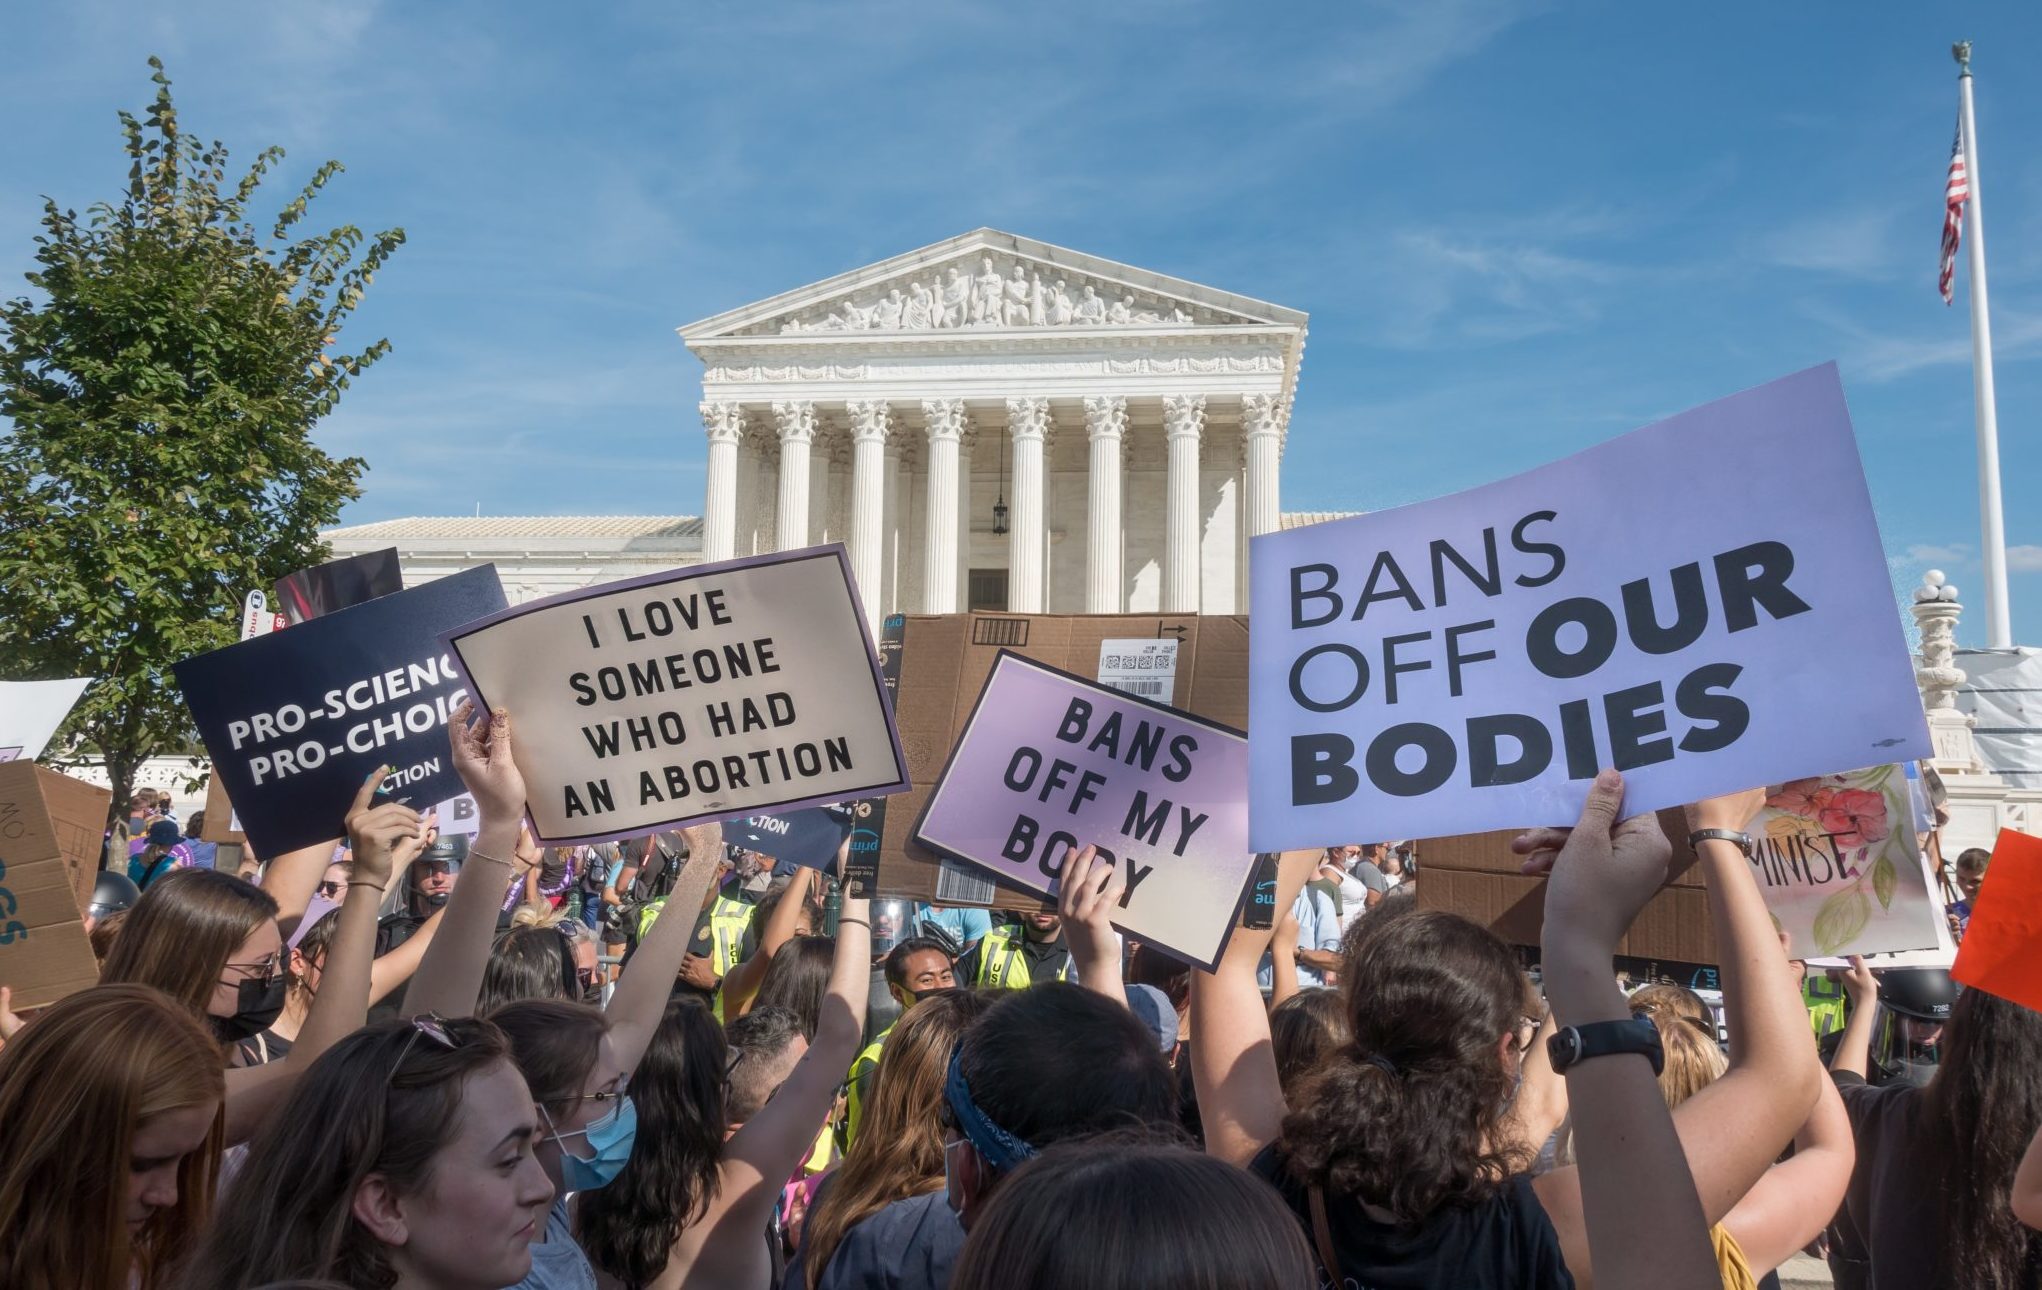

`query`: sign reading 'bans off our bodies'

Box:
[1249,364,1931,849]
[444,547,908,846]
[914,653,1253,971]
[175,566,508,856]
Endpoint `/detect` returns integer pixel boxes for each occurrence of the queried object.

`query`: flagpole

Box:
[1955,40,2013,648]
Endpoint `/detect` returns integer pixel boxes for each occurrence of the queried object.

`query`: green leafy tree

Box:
[0,57,404,829]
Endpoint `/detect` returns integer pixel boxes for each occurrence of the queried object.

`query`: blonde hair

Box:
[805,991,995,1279]
[0,984,225,1289]
[1646,1011,1727,1110]
[101,869,278,1022]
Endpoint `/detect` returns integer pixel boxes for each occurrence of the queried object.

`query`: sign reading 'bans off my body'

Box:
[1249,364,1931,849]
[445,547,907,845]
[914,653,1252,971]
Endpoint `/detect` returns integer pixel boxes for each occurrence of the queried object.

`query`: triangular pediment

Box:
[678,228,1306,343]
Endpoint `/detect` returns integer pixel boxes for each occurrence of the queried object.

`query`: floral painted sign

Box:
[1749,764,1943,958]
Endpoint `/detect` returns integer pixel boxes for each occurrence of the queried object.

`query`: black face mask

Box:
[210,975,287,1044]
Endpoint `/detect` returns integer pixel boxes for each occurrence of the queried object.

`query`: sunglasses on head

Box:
[387,1014,460,1084]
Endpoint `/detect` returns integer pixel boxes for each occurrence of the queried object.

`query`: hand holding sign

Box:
[1056,844,1128,1000]
[1522,770,1675,968]
[449,699,526,828]
[344,767,426,891]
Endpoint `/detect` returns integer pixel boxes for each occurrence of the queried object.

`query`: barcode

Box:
[1106,679,1169,697]
[935,859,997,905]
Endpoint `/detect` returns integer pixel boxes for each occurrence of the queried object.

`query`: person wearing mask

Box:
[102,768,429,1144]
[950,1139,1317,1290]
[1195,777,1819,1289]
[958,906,1071,989]
[129,818,197,890]
[1827,958,2042,1287]
[1313,849,1368,935]
[0,984,225,1290]
[844,937,957,1148]
[180,1015,555,1289]
[800,991,995,1288]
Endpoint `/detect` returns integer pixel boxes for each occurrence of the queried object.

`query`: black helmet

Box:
[88,870,142,921]
[1875,968,1957,1022]
[416,835,470,869]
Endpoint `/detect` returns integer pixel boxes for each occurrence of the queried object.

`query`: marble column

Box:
[1242,393,1285,538]
[847,401,889,626]
[882,434,905,616]
[1084,396,1126,612]
[1163,394,1206,612]
[1007,397,1051,612]
[700,401,744,563]
[921,399,966,613]
[772,401,816,552]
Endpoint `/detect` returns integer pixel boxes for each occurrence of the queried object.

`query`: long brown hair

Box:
[1279,909,1529,1222]
[1922,988,2042,1289]
[951,1135,1315,1290]
[0,984,225,1289]
[101,868,278,1020]
[180,1016,518,1289]
[805,990,995,1279]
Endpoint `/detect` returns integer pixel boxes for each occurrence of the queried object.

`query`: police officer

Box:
[958,906,1072,989]
[843,936,957,1148]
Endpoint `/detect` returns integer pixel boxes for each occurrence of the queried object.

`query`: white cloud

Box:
[1900,542,1972,566]
[1801,303,2042,384]
[1762,206,1898,279]
[2008,545,2042,574]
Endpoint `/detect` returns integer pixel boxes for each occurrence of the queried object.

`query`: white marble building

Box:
[329,229,1329,620]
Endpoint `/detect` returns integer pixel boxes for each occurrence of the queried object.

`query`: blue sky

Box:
[3,1,2039,647]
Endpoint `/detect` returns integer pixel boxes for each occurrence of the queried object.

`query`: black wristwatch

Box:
[1687,828,1753,857]
[1548,1018,1664,1075]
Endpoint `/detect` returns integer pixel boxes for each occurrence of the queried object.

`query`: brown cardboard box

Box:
[873,613,1248,905]
[1415,809,1720,965]
[0,762,110,1008]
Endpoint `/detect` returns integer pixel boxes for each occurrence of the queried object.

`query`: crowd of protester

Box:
[4,702,2039,1290]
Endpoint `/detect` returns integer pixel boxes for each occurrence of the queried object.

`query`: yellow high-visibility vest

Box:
[972,925,1071,990]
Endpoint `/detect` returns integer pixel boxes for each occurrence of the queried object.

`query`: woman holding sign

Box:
[101,768,431,1145]
[1192,775,1823,1290]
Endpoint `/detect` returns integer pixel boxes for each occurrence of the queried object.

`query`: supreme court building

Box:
[328,229,1342,615]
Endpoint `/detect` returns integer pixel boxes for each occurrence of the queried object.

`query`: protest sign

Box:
[274,547,405,624]
[1249,363,1929,849]
[444,546,907,846]
[1952,830,2042,1013]
[914,652,1253,970]
[175,566,507,856]
[1748,765,1942,958]
[0,762,110,1008]
[726,806,853,870]
[0,677,93,763]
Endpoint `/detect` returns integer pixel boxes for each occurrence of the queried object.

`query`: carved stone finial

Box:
[1911,571,1967,711]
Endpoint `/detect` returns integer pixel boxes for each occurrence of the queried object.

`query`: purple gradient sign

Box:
[913,652,1252,970]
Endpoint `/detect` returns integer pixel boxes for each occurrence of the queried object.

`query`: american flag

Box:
[1941,118,1969,305]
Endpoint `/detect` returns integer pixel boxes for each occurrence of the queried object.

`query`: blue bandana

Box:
[944,1052,1036,1173]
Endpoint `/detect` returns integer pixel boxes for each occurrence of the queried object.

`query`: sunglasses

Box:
[388,1014,460,1084]
[317,880,345,899]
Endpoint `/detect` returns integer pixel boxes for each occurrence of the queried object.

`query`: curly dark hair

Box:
[1278,909,1530,1223]
[1924,988,2042,1288]
[576,997,727,1286]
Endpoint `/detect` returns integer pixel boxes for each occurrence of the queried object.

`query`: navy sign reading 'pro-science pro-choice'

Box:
[175,566,507,856]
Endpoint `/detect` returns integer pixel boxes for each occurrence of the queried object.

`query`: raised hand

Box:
[448,699,526,825]
[1055,844,1127,1001]
[1517,769,1671,959]
[344,767,425,890]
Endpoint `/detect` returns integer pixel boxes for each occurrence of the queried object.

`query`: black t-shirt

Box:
[234,1026,294,1067]
[1827,1072,1944,1290]
[1250,1144,1575,1288]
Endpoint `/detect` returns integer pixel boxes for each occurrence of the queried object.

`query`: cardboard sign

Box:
[444,547,907,846]
[914,653,1253,970]
[1249,364,1929,850]
[1749,765,1942,958]
[275,547,405,624]
[0,678,93,763]
[175,566,507,856]
[0,762,110,1008]
[726,806,854,870]
[1952,830,2042,1013]
[199,773,245,845]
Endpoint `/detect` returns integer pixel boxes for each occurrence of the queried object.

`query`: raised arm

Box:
[1525,771,1717,1290]
[403,701,533,1019]
[260,837,344,935]
[606,821,724,1077]
[1057,843,1128,1008]
[1720,1073,1854,1275]
[225,769,422,1142]
[366,905,444,1005]
[654,890,873,1289]
[1267,902,1301,1009]
[1189,849,1314,1169]
[722,864,824,1018]
[1829,956,1877,1080]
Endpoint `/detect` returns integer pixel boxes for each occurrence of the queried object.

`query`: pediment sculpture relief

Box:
[773,255,1221,334]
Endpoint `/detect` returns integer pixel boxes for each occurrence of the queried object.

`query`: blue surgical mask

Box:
[550,1096,638,1192]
